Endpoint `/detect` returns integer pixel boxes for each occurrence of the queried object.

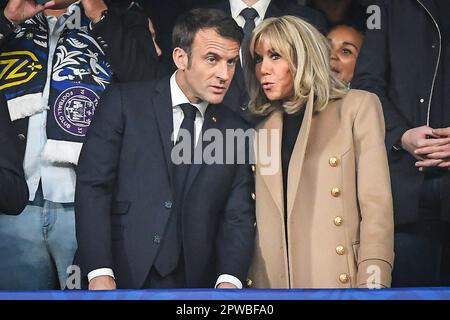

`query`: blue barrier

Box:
[1,288,450,300]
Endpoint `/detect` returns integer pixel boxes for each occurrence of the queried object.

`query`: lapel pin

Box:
[212,116,218,123]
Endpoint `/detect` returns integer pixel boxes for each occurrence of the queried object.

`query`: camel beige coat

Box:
[249,90,394,288]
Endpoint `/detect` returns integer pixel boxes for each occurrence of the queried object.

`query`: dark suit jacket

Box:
[352,0,450,224]
[0,95,28,215]
[74,78,256,289]
[211,0,327,125]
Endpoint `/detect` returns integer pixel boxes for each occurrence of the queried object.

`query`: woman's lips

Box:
[262,82,274,90]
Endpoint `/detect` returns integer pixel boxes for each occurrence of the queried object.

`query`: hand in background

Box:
[415,127,450,169]
[4,0,56,25]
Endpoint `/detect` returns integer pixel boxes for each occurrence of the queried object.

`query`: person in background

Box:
[327,23,364,84]
[307,0,367,29]
[352,0,450,287]
[244,16,394,288]
[0,0,158,290]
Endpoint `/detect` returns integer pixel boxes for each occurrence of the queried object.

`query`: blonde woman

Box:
[244,16,394,288]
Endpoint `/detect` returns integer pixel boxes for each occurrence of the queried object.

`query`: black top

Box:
[282,109,305,224]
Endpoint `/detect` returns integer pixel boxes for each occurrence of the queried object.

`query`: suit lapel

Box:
[287,93,314,218]
[259,109,284,217]
[152,78,175,183]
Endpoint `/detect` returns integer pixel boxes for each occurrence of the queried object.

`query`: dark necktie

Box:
[240,7,259,67]
[241,7,259,39]
[153,103,198,278]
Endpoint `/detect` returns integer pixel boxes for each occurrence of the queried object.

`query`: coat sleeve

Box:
[0,94,28,215]
[352,0,410,154]
[90,7,164,82]
[74,84,124,280]
[352,91,395,288]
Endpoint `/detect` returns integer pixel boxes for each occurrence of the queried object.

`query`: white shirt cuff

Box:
[87,268,115,283]
[215,274,242,289]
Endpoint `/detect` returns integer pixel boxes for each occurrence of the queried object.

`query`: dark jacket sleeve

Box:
[0,95,28,215]
[216,126,255,285]
[75,84,124,279]
[352,0,410,153]
[90,7,164,82]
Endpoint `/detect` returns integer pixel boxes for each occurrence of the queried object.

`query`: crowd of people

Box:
[0,0,448,290]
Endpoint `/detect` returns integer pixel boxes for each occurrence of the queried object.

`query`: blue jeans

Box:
[0,188,77,290]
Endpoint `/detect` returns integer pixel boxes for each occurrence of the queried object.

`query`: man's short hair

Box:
[172,8,244,58]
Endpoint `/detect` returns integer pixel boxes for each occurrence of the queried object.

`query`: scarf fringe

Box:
[42,139,82,165]
[7,93,48,121]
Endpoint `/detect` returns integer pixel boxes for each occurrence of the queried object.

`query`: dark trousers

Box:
[392,173,450,287]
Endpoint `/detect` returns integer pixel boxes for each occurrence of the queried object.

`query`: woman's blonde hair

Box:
[244,15,348,116]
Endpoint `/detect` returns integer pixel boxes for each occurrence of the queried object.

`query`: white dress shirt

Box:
[88,72,242,289]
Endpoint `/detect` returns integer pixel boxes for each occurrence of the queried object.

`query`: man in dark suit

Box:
[74,8,256,289]
[353,0,450,286]
[211,0,327,124]
[0,95,28,215]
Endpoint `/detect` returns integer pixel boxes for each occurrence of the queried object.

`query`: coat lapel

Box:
[287,93,314,218]
[152,78,174,183]
[258,109,284,217]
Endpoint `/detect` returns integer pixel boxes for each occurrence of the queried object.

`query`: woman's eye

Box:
[342,48,353,55]
[254,55,262,64]
[270,53,281,60]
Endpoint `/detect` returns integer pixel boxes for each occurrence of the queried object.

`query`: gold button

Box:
[331,188,341,197]
[329,157,339,167]
[246,278,253,288]
[251,193,256,200]
[334,216,343,226]
[251,165,256,173]
[339,273,349,284]
[336,245,345,255]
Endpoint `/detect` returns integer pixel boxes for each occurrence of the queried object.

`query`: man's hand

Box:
[217,282,238,289]
[88,275,117,290]
[415,127,450,169]
[4,0,56,26]
[81,0,107,23]
[400,126,437,160]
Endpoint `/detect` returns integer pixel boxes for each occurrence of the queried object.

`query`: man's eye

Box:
[254,55,262,64]
[206,57,216,63]
[227,59,237,66]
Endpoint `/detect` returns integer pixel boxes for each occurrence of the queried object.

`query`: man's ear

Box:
[173,47,189,71]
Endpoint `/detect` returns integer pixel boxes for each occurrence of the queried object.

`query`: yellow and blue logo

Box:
[0,51,43,90]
